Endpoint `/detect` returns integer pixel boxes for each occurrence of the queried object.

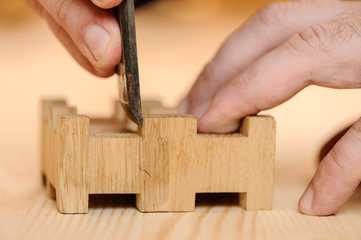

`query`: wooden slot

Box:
[41,99,276,213]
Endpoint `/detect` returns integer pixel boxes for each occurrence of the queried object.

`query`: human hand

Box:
[180,0,361,216]
[27,0,123,77]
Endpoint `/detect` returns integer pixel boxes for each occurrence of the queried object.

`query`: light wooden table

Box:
[1,0,361,239]
[2,163,361,240]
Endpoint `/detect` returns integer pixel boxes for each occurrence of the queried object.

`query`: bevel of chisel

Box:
[117,0,143,127]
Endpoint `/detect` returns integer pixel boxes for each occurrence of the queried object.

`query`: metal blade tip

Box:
[123,103,143,127]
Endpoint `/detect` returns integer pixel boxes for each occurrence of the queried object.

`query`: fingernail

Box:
[84,24,111,62]
[299,183,314,214]
[191,100,210,119]
[179,98,188,114]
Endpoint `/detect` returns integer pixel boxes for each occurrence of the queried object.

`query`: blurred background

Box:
[1,0,361,203]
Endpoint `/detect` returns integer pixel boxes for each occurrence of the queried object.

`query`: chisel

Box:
[117,0,143,127]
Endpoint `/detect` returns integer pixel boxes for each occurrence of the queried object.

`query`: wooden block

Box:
[41,100,276,213]
[136,115,197,212]
[55,115,89,213]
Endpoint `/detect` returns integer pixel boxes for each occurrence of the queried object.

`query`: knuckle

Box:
[288,17,361,53]
[256,2,293,27]
[288,25,328,53]
[200,62,217,85]
[55,0,76,24]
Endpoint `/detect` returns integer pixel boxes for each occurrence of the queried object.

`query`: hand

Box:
[181,0,361,216]
[27,0,123,77]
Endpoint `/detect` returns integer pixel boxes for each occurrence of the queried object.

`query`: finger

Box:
[46,11,115,76]
[299,118,361,216]
[197,16,361,133]
[184,0,361,114]
[38,0,121,73]
[90,0,123,9]
[28,0,114,76]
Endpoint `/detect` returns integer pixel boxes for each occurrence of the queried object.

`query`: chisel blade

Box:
[117,0,143,127]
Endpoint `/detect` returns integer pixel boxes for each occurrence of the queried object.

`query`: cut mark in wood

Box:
[139,166,152,178]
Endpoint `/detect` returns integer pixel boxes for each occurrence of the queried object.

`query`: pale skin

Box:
[28,0,361,216]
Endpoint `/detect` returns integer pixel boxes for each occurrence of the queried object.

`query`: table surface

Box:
[1,0,361,239]
[2,166,361,240]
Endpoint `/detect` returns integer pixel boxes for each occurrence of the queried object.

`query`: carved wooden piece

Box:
[41,100,276,213]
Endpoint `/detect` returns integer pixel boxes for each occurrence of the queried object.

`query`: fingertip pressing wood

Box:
[41,100,276,213]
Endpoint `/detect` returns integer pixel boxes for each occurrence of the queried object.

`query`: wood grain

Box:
[2,178,361,240]
[41,100,275,213]
[2,100,361,239]
[3,0,361,239]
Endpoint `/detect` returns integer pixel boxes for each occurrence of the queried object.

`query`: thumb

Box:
[299,118,361,216]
